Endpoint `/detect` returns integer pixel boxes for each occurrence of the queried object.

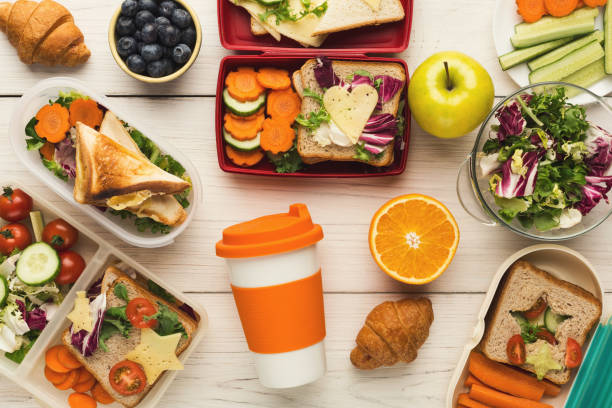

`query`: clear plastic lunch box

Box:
[8,77,203,248]
[0,179,208,408]
[445,244,607,408]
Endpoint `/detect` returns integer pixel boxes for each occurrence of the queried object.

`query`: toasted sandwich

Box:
[312,0,405,36]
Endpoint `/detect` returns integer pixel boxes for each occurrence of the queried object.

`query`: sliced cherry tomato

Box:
[42,219,79,251]
[536,329,558,345]
[0,223,32,255]
[126,298,158,329]
[565,338,583,368]
[109,360,146,396]
[0,187,33,222]
[523,297,547,320]
[507,334,526,365]
[56,251,86,285]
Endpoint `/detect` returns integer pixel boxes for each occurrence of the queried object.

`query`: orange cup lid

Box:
[216,204,324,258]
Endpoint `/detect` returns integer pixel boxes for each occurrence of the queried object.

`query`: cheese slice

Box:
[67,291,93,333]
[323,84,379,144]
[361,0,381,11]
[106,190,153,211]
[126,328,183,385]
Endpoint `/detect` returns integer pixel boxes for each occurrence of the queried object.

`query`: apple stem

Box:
[444,61,452,91]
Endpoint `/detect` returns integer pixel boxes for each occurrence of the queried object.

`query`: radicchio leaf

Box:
[70,293,106,357]
[55,138,76,179]
[495,100,526,142]
[15,300,47,331]
[360,114,397,146]
[374,75,403,110]
[576,183,611,216]
[495,151,539,198]
[314,57,340,89]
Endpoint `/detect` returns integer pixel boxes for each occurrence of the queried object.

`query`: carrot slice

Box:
[45,346,72,373]
[469,383,553,408]
[516,0,547,22]
[542,380,561,397]
[92,383,115,405]
[225,145,264,167]
[229,107,265,121]
[69,98,103,129]
[58,346,82,369]
[55,369,79,391]
[267,89,301,123]
[35,103,70,143]
[465,374,483,388]
[224,112,265,141]
[458,393,491,408]
[256,68,292,90]
[468,351,545,401]
[76,367,94,384]
[39,142,55,161]
[226,67,265,102]
[68,392,97,408]
[260,118,295,154]
[544,0,579,16]
[44,365,69,385]
[73,376,96,393]
[583,0,606,6]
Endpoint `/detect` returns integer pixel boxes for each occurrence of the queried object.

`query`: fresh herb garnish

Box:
[267,138,303,174]
[347,69,373,82]
[295,88,330,131]
[259,0,327,25]
[512,312,539,344]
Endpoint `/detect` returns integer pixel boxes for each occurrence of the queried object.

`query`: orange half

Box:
[369,194,460,285]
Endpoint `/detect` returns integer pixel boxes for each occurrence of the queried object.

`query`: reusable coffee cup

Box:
[216,204,327,388]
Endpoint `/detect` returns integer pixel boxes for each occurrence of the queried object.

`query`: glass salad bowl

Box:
[457,82,612,241]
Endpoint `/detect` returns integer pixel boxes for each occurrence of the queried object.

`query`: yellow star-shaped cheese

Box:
[66,291,93,332]
[125,328,184,385]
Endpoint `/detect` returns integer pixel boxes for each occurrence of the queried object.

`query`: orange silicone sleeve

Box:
[231,270,326,354]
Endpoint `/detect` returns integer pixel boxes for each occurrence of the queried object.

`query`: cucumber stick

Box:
[512,20,596,49]
[499,37,574,71]
[29,211,44,242]
[528,31,604,71]
[606,2,612,73]
[529,41,604,84]
[0,276,7,307]
[562,58,607,98]
[514,7,599,35]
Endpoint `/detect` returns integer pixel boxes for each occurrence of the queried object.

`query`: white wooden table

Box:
[0,1,610,407]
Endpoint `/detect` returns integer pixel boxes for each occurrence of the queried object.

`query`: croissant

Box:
[350,297,434,370]
[0,0,90,66]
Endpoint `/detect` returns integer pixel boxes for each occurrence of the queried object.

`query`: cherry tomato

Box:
[565,338,583,368]
[507,334,526,365]
[0,187,33,222]
[42,219,79,251]
[536,329,558,345]
[56,251,86,285]
[523,298,547,320]
[0,223,32,255]
[126,298,158,329]
[109,360,146,396]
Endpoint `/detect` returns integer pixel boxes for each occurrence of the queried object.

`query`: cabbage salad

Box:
[479,88,612,231]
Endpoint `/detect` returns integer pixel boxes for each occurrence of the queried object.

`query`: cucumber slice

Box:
[606,1,612,73]
[513,312,528,327]
[529,41,604,84]
[16,243,60,286]
[561,58,607,98]
[223,130,261,151]
[528,31,604,71]
[255,0,282,4]
[511,21,596,49]
[29,211,44,242]
[529,311,546,327]
[0,276,7,307]
[223,89,266,117]
[499,37,574,71]
[514,8,599,35]
[544,307,566,334]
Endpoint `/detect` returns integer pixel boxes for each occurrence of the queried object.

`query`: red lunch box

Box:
[215,0,413,177]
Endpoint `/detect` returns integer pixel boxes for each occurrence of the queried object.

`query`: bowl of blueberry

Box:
[109,0,201,82]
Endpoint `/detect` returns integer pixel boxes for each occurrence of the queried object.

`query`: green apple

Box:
[408,51,494,139]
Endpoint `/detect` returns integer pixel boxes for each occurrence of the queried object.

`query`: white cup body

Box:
[226,244,327,388]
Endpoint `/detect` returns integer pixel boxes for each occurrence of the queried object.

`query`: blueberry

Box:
[121,0,138,17]
[141,23,157,43]
[116,17,136,36]
[159,58,175,76]
[135,10,155,29]
[180,27,196,48]
[171,8,191,29]
[133,29,142,42]
[138,0,159,14]
[126,54,146,74]
[137,41,145,54]
[147,60,167,77]
[158,24,179,47]
[155,16,171,27]
[159,1,176,18]
[141,43,163,62]
[163,46,173,59]
[117,36,138,58]
[172,43,191,65]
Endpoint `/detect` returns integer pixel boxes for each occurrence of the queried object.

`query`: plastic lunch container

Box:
[215,0,413,177]
[445,244,608,408]
[216,204,326,388]
[8,77,202,248]
[0,178,208,408]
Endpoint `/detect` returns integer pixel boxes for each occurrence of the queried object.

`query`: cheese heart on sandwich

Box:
[323,84,379,145]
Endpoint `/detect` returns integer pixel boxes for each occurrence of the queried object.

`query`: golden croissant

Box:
[351,297,434,370]
[0,0,90,66]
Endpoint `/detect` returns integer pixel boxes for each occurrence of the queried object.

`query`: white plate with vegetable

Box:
[494,0,612,103]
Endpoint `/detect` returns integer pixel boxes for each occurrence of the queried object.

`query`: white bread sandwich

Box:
[312,0,405,36]
[296,58,405,167]
[480,261,602,384]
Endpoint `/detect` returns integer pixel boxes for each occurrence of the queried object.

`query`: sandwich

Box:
[480,261,602,384]
[63,266,198,408]
[295,58,405,167]
[73,121,190,224]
